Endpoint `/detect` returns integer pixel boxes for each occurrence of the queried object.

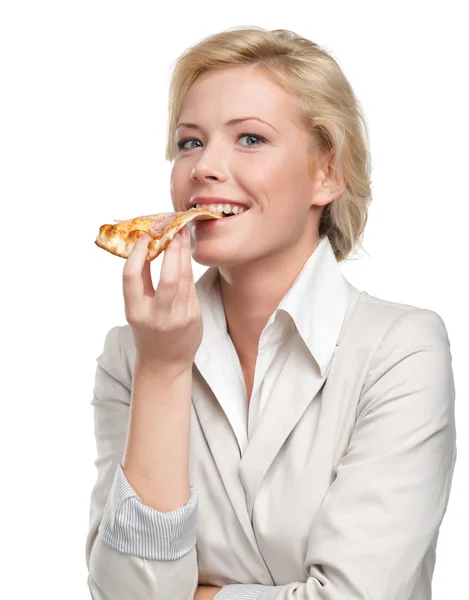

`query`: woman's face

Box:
[170,65,335,268]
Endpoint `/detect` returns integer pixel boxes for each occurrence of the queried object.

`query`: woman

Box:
[86,27,457,600]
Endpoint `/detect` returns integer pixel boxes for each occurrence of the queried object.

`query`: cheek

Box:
[246,151,309,197]
[170,164,189,207]
[254,165,311,221]
[238,163,286,214]
[170,163,184,189]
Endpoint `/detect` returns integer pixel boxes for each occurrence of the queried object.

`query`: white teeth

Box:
[194,203,248,215]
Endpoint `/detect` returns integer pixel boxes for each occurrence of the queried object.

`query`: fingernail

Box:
[141,234,151,243]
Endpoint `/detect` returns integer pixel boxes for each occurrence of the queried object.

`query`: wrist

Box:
[195,586,223,600]
[134,358,193,380]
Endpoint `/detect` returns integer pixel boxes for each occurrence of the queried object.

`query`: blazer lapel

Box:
[239,285,362,520]
[239,340,332,520]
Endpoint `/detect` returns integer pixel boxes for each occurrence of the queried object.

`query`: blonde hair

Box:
[165,26,372,262]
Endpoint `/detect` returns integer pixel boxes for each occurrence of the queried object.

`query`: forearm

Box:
[121,361,193,512]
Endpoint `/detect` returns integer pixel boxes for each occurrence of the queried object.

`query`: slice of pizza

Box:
[95,206,223,261]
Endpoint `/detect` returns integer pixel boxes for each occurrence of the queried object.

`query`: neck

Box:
[218,234,321,359]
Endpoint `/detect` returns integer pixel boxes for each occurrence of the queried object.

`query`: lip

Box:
[189,197,250,210]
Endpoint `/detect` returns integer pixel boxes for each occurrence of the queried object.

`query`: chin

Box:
[192,255,239,268]
[192,242,274,269]
[191,246,249,268]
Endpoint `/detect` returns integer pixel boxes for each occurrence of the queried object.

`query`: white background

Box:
[1,1,467,598]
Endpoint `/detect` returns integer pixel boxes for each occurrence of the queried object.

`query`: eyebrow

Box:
[176,117,279,133]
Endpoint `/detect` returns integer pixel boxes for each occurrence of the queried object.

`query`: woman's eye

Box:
[238,134,266,147]
[177,133,266,151]
[177,139,202,150]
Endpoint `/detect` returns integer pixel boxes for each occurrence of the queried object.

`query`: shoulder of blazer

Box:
[338,284,448,367]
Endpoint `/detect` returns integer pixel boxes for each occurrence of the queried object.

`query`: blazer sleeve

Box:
[86,325,199,600]
[216,308,457,600]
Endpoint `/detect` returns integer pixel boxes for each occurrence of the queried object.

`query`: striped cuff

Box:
[214,584,270,599]
[99,463,198,560]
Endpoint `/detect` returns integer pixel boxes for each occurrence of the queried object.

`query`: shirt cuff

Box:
[214,584,270,599]
[98,462,198,560]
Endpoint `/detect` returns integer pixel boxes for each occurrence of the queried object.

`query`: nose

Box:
[191,156,228,183]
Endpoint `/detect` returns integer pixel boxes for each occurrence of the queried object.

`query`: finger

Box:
[187,271,200,318]
[122,234,153,310]
[154,230,183,309]
[173,227,193,312]
[184,229,200,317]
[141,259,155,298]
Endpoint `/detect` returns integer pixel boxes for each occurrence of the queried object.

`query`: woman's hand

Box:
[122,227,203,374]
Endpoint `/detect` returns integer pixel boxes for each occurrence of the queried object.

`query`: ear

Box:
[311,151,346,207]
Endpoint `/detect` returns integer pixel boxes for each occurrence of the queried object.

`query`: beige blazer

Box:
[86,282,457,600]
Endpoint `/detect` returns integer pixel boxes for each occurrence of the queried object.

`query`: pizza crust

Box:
[94,207,223,261]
